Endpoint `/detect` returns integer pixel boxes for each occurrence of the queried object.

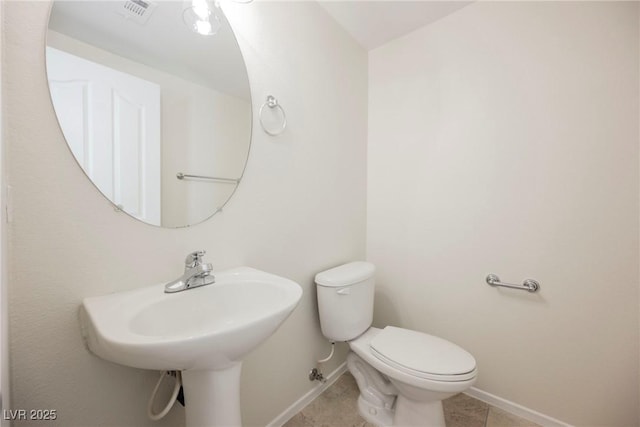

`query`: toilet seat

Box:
[350,327,476,393]
[369,326,476,382]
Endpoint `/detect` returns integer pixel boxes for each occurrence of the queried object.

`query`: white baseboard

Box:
[465,387,573,427]
[267,366,571,427]
[266,362,348,427]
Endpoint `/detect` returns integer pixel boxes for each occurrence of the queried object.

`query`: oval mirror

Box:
[45,0,252,228]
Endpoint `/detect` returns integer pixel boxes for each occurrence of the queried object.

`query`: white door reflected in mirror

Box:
[47,47,162,226]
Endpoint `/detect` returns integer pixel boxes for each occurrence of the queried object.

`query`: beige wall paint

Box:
[0,0,8,420]
[3,1,366,426]
[368,2,639,426]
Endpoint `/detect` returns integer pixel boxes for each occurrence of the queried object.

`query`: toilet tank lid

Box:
[315,262,375,287]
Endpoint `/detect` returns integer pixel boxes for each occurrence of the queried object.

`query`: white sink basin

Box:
[80,267,303,371]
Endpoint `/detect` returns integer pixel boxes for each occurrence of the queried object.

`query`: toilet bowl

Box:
[315,262,477,427]
[348,327,476,426]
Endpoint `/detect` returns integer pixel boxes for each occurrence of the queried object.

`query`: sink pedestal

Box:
[182,364,242,427]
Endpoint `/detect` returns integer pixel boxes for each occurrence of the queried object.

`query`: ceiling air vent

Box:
[116,0,157,25]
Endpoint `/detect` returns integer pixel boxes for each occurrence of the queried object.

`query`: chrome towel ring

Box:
[259,95,287,136]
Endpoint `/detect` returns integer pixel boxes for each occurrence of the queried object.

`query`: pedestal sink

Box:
[80,267,302,427]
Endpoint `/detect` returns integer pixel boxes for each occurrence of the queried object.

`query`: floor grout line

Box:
[483,403,490,427]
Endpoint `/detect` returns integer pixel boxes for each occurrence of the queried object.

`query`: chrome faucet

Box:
[164,251,215,293]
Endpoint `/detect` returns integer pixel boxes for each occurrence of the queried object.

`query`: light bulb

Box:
[183,0,221,36]
[195,20,212,36]
[192,0,210,20]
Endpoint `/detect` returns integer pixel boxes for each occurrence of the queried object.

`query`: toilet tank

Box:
[315,261,375,342]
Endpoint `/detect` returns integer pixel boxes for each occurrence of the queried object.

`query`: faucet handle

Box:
[185,250,206,268]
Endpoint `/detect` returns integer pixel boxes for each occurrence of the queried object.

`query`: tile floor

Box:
[283,372,540,427]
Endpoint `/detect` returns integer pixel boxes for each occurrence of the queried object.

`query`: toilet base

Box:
[394,396,445,427]
[357,395,393,427]
[347,352,396,427]
[356,393,445,427]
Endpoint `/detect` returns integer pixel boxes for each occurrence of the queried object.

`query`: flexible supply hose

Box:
[318,342,335,364]
[147,371,182,421]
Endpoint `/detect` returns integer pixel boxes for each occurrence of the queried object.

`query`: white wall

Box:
[368,2,639,426]
[47,31,251,228]
[3,1,367,426]
[0,0,7,420]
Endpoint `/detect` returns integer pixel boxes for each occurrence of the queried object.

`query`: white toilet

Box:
[315,261,477,427]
